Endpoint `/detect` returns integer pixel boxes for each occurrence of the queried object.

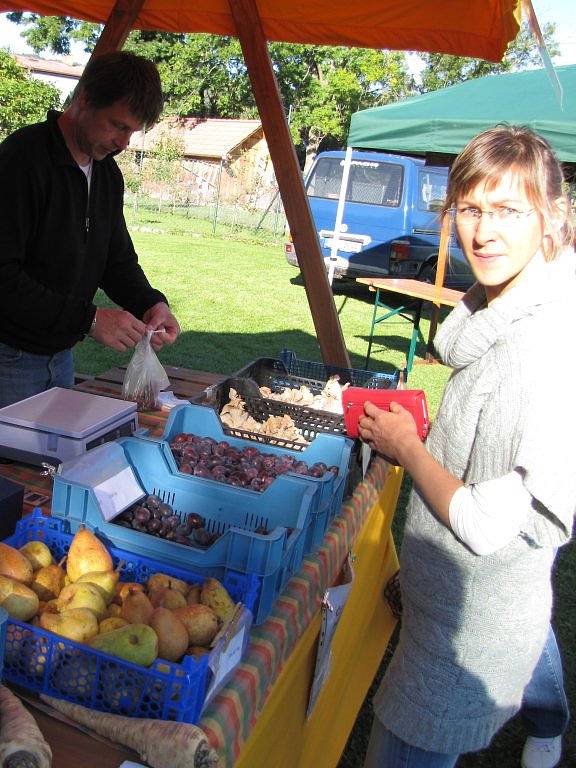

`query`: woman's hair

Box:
[74,51,164,130]
[443,124,574,259]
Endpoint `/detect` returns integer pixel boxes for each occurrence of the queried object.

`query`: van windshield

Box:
[306,157,403,207]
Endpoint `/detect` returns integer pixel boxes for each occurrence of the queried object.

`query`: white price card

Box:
[307,555,355,717]
[206,626,245,698]
[94,466,144,521]
[118,762,148,768]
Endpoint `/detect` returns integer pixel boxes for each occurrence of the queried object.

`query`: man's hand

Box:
[142,302,180,351]
[90,308,147,351]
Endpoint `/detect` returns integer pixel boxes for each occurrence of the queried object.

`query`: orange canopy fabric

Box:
[0,0,521,62]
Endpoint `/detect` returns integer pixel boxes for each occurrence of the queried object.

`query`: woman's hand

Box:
[358,400,421,465]
[360,400,463,526]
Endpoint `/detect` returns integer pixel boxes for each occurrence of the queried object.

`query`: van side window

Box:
[418,170,447,212]
[307,157,403,208]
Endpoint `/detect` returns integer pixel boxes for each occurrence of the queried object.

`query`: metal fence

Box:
[118,151,289,238]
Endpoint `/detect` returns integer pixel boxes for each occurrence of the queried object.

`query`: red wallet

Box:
[342,387,430,440]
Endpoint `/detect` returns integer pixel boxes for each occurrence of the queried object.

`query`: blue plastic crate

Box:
[51,439,317,623]
[161,403,352,553]
[2,510,258,722]
[278,349,400,389]
[0,607,6,680]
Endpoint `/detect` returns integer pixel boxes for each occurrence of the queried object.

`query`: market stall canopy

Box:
[0,0,521,60]
[0,0,524,370]
[348,64,576,162]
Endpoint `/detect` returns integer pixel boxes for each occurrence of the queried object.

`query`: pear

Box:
[38,598,59,615]
[149,587,187,610]
[99,617,129,634]
[76,563,123,605]
[150,607,189,662]
[57,582,107,620]
[114,581,144,605]
[19,540,54,570]
[30,562,66,602]
[200,577,236,623]
[121,589,154,625]
[104,603,122,618]
[186,583,202,605]
[66,526,113,583]
[89,623,158,667]
[0,574,39,621]
[40,607,99,643]
[0,542,34,584]
[186,645,211,660]
[172,604,219,647]
[146,572,189,596]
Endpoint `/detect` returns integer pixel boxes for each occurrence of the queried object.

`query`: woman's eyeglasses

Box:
[450,206,535,226]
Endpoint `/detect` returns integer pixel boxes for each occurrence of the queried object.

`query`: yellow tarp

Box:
[0,0,521,62]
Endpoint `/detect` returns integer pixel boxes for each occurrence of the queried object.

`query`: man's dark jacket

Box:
[0,110,167,355]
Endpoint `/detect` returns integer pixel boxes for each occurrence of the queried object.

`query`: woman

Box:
[359,125,575,768]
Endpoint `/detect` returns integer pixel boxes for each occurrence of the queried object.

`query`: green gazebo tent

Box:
[348,64,576,165]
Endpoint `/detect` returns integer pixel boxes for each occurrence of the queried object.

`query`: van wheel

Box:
[417,263,437,284]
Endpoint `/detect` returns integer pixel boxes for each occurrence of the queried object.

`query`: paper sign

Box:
[119,762,148,768]
[361,441,372,477]
[93,466,144,521]
[307,556,355,717]
[206,626,246,701]
[118,762,148,768]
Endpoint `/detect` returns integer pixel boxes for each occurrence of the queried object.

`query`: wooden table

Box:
[0,366,402,767]
[357,277,464,373]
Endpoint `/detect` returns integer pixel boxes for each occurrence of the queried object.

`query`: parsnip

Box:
[0,686,52,768]
[40,696,219,768]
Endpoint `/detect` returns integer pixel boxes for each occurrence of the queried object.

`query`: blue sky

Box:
[532,0,576,65]
[0,2,574,66]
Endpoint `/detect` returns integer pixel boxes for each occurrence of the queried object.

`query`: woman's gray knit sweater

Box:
[373,249,576,754]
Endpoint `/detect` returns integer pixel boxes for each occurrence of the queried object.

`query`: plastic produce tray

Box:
[51,437,324,623]
[161,404,352,553]
[197,354,399,445]
[240,349,400,390]
[2,510,258,723]
[198,375,345,448]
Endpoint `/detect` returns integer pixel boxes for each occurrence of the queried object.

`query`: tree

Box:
[155,35,256,118]
[3,15,415,164]
[6,11,101,54]
[0,49,61,139]
[418,21,560,92]
[269,44,414,169]
[146,131,185,211]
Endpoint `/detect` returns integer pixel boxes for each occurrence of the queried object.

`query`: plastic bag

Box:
[122,330,170,411]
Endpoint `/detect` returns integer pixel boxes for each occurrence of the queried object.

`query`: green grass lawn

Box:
[74,208,574,767]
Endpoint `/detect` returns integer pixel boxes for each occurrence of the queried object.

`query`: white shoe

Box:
[521,736,562,768]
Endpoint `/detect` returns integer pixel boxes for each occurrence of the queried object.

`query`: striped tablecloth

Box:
[201,455,390,766]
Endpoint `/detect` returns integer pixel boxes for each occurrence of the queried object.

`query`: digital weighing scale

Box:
[0,387,138,466]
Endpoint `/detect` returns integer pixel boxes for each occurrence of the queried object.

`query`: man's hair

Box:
[443,124,573,259]
[75,51,163,129]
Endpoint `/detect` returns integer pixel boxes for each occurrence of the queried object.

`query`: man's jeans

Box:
[0,342,74,408]
[521,625,570,738]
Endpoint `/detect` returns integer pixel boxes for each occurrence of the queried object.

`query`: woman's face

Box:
[454,171,545,303]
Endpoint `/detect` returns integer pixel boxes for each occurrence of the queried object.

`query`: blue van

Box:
[284,150,473,289]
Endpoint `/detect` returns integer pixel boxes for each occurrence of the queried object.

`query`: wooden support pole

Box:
[91,0,146,56]
[228,0,351,369]
[426,211,451,361]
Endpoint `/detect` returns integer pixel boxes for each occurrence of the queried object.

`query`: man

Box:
[0,51,180,408]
